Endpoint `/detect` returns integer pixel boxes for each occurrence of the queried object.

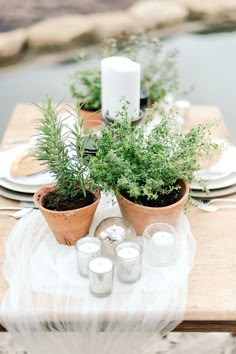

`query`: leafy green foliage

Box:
[69,65,101,111]
[89,103,219,203]
[34,98,92,199]
[69,30,179,109]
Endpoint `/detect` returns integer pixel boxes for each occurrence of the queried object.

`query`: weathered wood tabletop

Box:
[0,104,236,332]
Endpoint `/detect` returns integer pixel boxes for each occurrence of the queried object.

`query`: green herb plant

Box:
[35,97,92,199]
[69,60,101,111]
[89,101,219,205]
[69,30,179,109]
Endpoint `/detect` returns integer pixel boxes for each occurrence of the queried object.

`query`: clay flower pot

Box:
[80,109,101,122]
[33,185,100,245]
[116,180,189,235]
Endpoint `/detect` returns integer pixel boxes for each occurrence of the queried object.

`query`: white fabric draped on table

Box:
[1,194,196,354]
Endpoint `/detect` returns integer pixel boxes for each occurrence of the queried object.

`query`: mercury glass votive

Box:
[89,257,114,297]
[94,217,137,259]
[143,223,178,267]
[75,237,102,277]
[115,242,142,284]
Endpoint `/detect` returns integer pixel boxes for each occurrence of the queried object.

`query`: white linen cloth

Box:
[1,194,196,354]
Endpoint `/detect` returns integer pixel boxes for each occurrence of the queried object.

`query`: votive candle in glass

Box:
[143,223,178,267]
[75,237,102,277]
[115,242,142,283]
[94,217,136,259]
[89,257,114,297]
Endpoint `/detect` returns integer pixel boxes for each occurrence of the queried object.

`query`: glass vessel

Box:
[94,217,137,259]
[143,223,178,267]
[75,237,102,277]
[89,257,114,297]
[115,241,142,284]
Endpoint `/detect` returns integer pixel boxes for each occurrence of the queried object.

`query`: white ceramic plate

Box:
[0,185,33,202]
[191,184,236,199]
[6,171,53,187]
[0,178,41,194]
[193,169,230,181]
[190,172,236,191]
[0,143,53,186]
[193,142,236,182]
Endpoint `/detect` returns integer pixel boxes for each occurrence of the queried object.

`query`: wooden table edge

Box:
[1,321,236,333]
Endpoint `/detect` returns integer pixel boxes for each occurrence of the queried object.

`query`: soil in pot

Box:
[121,184,182,207]
[43,190,95,211]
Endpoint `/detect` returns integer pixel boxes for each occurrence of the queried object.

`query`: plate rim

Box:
[191,183,236,199]
[0,178,39,194]
[190,172,236,191]
[6,172,53,187]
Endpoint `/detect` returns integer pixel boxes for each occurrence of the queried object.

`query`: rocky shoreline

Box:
[1,0,236,66]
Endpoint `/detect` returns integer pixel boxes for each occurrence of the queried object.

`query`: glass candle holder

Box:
[115,242,142,284]
[143,223,178,267]
[94,217,137,259]
[75,237,102,277]
[89,257,114,297]
[174,99,190,118]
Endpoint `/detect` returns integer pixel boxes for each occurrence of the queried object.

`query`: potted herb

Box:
[33,98,100,245]
[89,102,218,234]
[69,30,179,113]
[69,53,101,120]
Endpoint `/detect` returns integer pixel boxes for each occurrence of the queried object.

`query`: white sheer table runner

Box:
[0,194,196,354]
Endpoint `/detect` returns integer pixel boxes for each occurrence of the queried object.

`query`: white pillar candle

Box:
[89,257,114,297]
[115,242,142,283]
[101,56,131,119]
[75,237,102,277]
[101,56,141,120]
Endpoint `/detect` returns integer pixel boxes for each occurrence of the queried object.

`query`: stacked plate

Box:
[0,144,53,202]
[190,142,236,199]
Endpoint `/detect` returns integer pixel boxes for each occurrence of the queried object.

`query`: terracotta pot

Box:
[33,185,100,245]
[80,109,101,122]
[116,180,189,235]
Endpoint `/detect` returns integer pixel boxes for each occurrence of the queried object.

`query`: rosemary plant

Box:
[35,98,91,199]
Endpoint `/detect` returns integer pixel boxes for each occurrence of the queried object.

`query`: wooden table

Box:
[0,104,236,332]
